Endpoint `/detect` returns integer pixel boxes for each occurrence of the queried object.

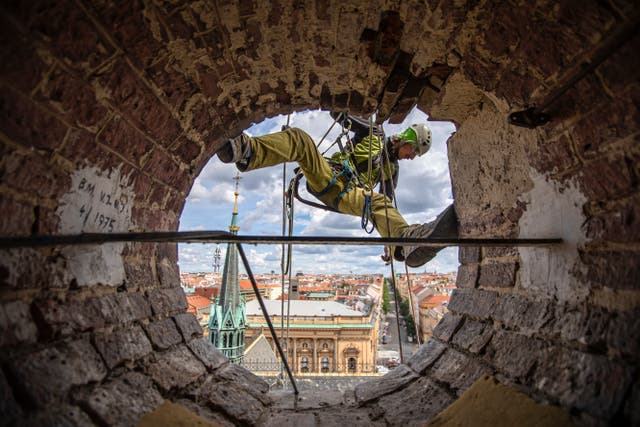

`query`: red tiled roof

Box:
[187,294,211,310]
[420,294,450,308]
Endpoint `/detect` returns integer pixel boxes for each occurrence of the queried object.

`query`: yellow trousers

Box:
[244,128,409,239]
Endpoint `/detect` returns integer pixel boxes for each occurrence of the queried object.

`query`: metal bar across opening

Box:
[0,231,562,249]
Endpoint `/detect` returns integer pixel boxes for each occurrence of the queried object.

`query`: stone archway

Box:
[0,1,638,426]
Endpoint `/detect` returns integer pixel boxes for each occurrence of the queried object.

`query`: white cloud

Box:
[179,108,459,274]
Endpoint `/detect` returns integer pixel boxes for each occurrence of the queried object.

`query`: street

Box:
[377,299,420,368]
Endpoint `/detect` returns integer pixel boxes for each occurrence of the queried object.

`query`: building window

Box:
[322,343,328,350]
[348,357,357,373]
[301,357,309,373]
[302,342,309,349]
[321,357,330,373]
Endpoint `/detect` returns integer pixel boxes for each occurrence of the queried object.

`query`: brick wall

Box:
[0,0,638,425]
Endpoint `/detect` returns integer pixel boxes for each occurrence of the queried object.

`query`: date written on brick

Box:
[58,166,135,235]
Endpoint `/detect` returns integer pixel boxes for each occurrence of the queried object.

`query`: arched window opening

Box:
[321,357,330,373]
[301,357,309,373]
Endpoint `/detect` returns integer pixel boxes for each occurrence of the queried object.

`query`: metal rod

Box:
[236,243,299,394]
[0,231,562,249]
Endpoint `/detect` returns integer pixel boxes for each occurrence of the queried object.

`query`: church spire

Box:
[208,173,246,364]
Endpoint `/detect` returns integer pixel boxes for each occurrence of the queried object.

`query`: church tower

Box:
[208,174,246,363]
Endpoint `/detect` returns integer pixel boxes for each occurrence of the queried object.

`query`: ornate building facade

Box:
[244,300,379,374]
[208,175,246,363]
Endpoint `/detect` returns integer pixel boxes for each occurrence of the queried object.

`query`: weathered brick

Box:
[214,362,270,401]
[486,331,542,380]
[431,349,491,394]
[579,156,636,202]
[78,372,163,427]
[187,337,227,371]
[36,291,151,338]
[478,261,517,288]
[24,404,96,427]
[148,287,188,316]
[459,246,480,264]
[99,60,182,146]
[579,248,640,290]
[0,248,70,289]
[0,86,68,152]
[555,305,610,350]
[585,196,640,243]
[157,258,181,288]
[123,260,154,289]
[455,263,478,289]
[451,318,493,354]
[174,312,203,341]
[98,116,155,167]
[0,300,38,347]
[432,313,463,342]
[94,325,153,369]
[145,318,183,350]
[406,337,447,374]
[10,338,106,405]
[533,346,632,418]
[0,197,34,236]
[447,289,499,320]
[354,364,419,404]
[3,152,70,200]
[195,375,266,425]
[493,295,553,335]
[379,377,454,426]
[147,345,206,391]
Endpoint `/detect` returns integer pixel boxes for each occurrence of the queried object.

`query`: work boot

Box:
[400,204,458,267]
[217,133,251,165]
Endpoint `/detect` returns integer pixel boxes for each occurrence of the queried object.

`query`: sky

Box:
[178,108,458,275]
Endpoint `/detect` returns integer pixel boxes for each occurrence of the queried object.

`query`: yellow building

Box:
[244,299,379,374]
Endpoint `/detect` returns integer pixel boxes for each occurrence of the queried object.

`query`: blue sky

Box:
[178,108,458,275]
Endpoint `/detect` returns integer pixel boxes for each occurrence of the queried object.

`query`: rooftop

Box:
[246,299,365,317]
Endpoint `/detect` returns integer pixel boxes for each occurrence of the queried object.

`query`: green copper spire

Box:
[208,173,246,363]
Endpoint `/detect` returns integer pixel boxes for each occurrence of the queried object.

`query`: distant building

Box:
[244,299,378,374]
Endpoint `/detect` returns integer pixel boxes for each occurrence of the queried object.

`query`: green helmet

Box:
[397,124,432,156]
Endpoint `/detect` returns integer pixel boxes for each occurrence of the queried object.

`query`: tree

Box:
[382,279,391,314]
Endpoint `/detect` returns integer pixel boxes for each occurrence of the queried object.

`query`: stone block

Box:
[10,338,106,405]
[455,263,478,289]
[354,364,419,404]
[529,134,578,175]
[77,372,163,427]
[486,330,543,380]
[406,337,447,374]
[447,289,499,320]
[451,318,493,354]
[0,248,70,289]
[196,375,267,425]
[174,312,204,341]
[478,261,517,288]
[533,346,632,419]
[187,337,227,371]
[94,325,153,369]
[36,292,151,339]
[147,345,207,391]
[432,313,463,342]
[260,412,316,427]
[431,349,491,394]
[459,246,480,264]
[214,363,270,401]
[270,389,345,411]
[148,287,188,316]
[0,300,38,347]
[144,318,183,350]
[24,405,95,427]
[123,260,155,288]
[585,196,640,243]
[379,377,454,426]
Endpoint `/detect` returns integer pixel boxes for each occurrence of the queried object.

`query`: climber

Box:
[215,115,457,267]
